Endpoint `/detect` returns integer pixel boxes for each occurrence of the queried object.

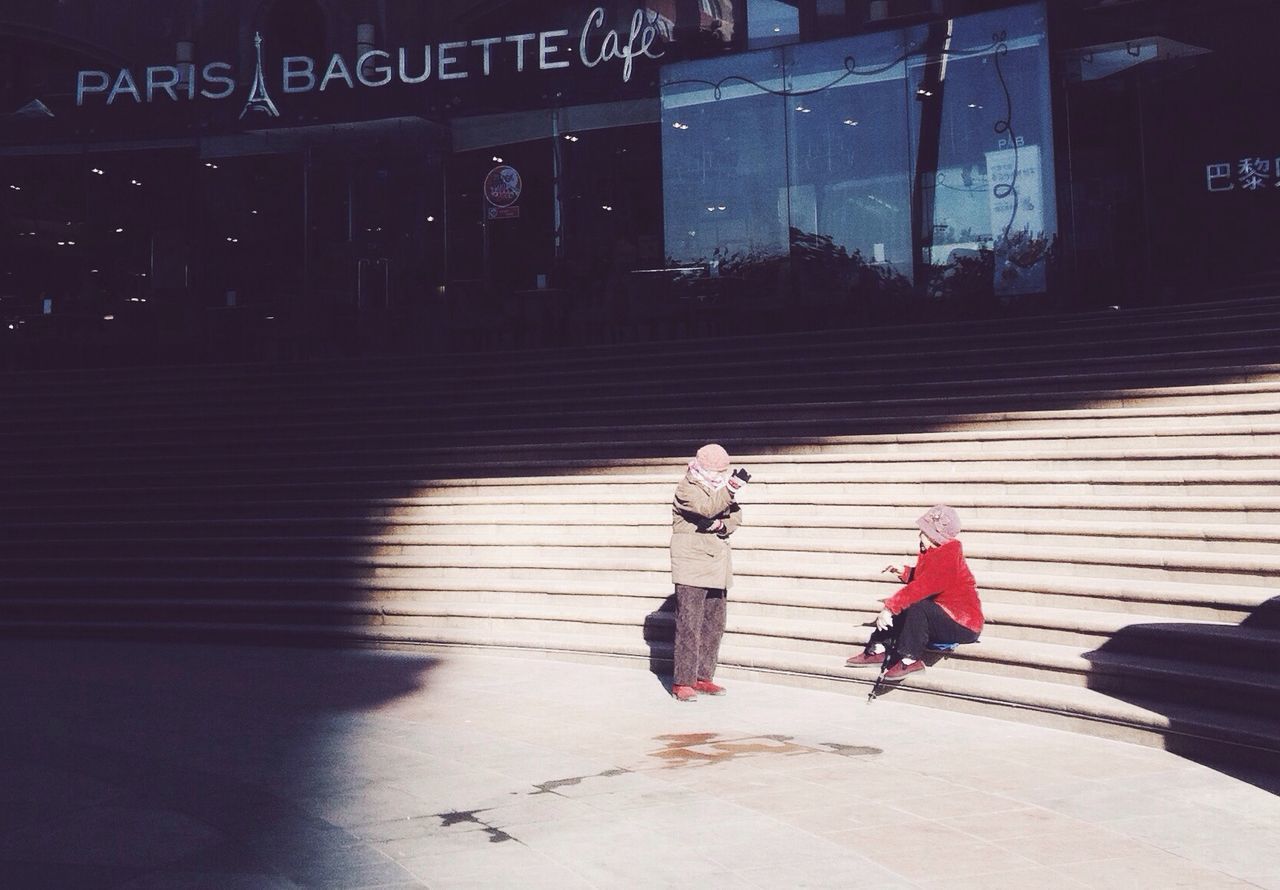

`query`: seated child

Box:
[845,505,983,680]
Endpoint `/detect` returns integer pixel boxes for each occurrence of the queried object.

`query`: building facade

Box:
[1,0,1276,364]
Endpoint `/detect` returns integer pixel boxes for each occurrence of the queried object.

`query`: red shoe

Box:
[672,684,698,702]
[883,660,925,681]
[694,679,726,695]
[845,651,885,668]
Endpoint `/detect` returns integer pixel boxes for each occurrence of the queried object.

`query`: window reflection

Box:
[661,49,790,303]
[785,29,914,312]
[908,4,1056,300]
[661,2,1056,320]
[748,0,800,46]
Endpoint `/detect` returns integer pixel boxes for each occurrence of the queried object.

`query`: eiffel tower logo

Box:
[240,31,280,119]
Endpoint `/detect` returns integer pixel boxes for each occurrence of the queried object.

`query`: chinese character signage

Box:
[1205,156,1280,192]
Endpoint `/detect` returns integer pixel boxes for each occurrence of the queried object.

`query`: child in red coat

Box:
[845,505,983,680]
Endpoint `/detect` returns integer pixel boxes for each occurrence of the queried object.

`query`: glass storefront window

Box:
[661,49,790,302]
[661,2,1055,318]
[908,4,1056,300]
[749,0,801,46]
[785,29,915,312]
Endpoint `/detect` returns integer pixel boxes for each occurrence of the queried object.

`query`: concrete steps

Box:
[1,295,1279,764]
[5,517,1280,557]
[4,442,1280,481]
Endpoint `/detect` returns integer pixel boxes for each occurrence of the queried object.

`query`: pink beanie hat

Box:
[694,443,731,473]
[917,505,962,545]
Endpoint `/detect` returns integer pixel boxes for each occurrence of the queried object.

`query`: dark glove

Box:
[727,467,751,496]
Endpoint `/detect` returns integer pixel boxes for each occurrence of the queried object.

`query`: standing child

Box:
[845,505,983,681]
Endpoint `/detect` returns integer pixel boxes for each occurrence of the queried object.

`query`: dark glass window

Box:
[661,1,1055,320]
[785,28,914,304]
[907,3,1056,299]
[661,48,790,279]
[748,0,801,46]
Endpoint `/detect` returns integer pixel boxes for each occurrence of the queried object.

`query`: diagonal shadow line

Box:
[1081,595,1280,793]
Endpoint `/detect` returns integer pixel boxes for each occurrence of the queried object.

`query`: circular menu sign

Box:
[483,165,522,208]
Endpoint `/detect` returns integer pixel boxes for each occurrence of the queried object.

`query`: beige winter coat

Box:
[670,471,743,589]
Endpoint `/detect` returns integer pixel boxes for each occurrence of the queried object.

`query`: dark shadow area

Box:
[1082,596,1280,791]
[0,638,435,889]
[644,593,677,688]
[0,296,1277,871]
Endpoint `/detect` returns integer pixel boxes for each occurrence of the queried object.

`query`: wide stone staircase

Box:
[2,297,1279,765]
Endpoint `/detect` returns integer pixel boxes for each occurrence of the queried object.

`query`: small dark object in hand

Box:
[732,468,751,483]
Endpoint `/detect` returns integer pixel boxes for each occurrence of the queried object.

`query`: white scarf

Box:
[688,460,728,491]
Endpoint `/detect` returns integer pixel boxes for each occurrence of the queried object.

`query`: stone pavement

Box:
[1,640,1277,890]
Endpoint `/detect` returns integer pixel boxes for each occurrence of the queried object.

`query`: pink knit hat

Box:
[917,504,961,545]
[694,443,731,473]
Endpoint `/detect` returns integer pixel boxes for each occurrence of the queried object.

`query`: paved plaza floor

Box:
[1,639,1277,889]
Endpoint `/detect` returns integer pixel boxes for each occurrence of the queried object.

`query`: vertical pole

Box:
[1134,71,1155,305]
[346,168,354,244]
[301,148,311,316]
[552,105,565,262]
[482,185,491,290]
[1062,81,1081,305]
[440,159,450,287]
[780,56,794,312]
[910,21,950,296]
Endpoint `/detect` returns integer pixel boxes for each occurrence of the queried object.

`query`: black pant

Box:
[673,584,726,686]
[866,599,978,660]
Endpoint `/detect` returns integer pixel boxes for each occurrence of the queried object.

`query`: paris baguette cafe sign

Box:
[74,7,666,116]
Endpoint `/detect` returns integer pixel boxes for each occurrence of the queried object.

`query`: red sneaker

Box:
[672,684,698,702]
[883,660,925,681]
[845,651,885,668]
[694,679,726,695]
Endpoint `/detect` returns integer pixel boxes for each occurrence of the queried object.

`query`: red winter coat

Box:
[883,539,983,633]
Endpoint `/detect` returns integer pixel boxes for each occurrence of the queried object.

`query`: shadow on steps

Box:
[1083,595,1280,790]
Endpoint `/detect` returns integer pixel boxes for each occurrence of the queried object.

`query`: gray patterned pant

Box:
[673,584,727,687]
